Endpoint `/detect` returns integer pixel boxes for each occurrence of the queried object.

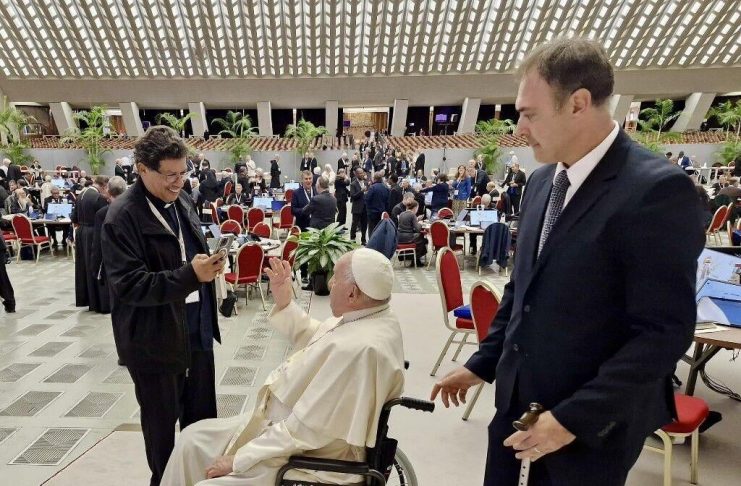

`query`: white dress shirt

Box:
[554,121,619,209]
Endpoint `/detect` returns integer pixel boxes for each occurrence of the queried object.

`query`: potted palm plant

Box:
[61,105,111,175]
[155,112,195,138]
[0,96,35,146]
[291,223,357,295]
[211,110,257,163]
[474,118,515,175]
[284,118,328,168]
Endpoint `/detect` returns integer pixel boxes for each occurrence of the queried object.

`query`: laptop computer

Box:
[253,197,273,209]
[47,203,73,219]
[696,248,741,291]
[696,279,741,328]
[456,209,468,223]
[272,200,286,211]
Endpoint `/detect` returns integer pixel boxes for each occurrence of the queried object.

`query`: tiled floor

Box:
[2,249,741,485]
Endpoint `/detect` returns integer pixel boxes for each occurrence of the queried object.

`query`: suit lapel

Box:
[531,131,631,274]
[516,164,555,295]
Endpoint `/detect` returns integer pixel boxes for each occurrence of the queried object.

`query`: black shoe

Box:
[3,303,15,313]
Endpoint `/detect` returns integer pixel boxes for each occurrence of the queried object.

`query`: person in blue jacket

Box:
[451,165,472,217]
[365,171,390,237]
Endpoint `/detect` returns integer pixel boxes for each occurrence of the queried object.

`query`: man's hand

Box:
[205,455,234,479]
[503,411,576,462]
[265,258,294,311]
[192,252,225,283]
[430,367,484,408]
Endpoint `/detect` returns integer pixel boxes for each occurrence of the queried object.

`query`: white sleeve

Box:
[232,414,335,474]
[268,301,321,350]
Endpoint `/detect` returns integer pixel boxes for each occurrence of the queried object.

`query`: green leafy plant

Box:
[634,130,682,154]
[0,96,35,145]
[638,99,680,142]
[211,111,257,163]
[292,223,357,277]
[155,112,194,136]
[284,118,328,156]
[61,105,111,175]
[716,140,741,165]
[474,118,515,173]
[708,100,741,140]
[1,141,33,165]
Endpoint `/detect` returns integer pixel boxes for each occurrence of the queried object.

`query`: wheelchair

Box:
[275,396,435,486]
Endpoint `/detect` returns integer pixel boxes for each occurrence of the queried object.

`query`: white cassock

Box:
[161,301,405,486]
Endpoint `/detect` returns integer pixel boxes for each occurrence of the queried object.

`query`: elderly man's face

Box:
[51,189,60,197]
[329,254,357,317]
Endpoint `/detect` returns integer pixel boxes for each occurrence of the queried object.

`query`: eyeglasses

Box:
[154,168,192,183]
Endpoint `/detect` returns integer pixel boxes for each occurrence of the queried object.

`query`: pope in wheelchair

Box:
[161,249,405,486]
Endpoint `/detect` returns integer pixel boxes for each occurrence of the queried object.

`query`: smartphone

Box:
[214,235,234,258]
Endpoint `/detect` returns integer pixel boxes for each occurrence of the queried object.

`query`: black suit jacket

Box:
[349,179,367,215]
[291,186,316,230]
[115,165,126,178]
[473,169,490,197]
[502,169,526,196]
[466,131,704,455]
[300,191,337,229]
[7,164,22,183]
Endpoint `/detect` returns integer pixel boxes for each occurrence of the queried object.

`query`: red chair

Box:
[209,202,220,226]
[272,205,295,238]
[252,222,271,238]
[438,207,454,219]
[644,393,709,486]
[284,189,294,204]
[462,280,501,420]
[395,242,417,267]
[215,197,224,207]
[706,205,727,245]
[220,219,242,235]
[227,205,245,226]
[430,247,476,376]
[427,221,463,270]
[471,196,482,206]
[11,215,52,263]
[224,243,267,310]
[289,225,301,237]
[246,207,265,232]
[2,231,17,256]
[223,180,233,198]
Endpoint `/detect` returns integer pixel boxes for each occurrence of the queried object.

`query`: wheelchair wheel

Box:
[386,448,418,486]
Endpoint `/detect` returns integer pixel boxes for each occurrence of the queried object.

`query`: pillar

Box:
[118,102,144,137]
[390,99,408,137]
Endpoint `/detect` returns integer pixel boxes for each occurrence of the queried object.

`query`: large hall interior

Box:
[0,1,740,486]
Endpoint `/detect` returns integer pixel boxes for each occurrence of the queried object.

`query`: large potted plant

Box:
[211,110,257,164]
[474,118,515,175]
[291,223,357,295]
[285,118,328,168]
[0,96,35,146]
[61,105,110,175]
[155,112,195,138]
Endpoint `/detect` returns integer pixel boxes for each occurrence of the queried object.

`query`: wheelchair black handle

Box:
[387,397,435,413]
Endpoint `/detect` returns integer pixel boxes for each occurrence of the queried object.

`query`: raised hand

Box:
[265,258,294,311]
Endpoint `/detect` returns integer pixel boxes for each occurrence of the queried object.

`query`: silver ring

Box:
[533,447,543,454]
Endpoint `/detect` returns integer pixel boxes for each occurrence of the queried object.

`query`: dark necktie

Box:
[538,170,570,256]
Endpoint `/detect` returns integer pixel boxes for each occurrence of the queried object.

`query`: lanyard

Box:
[146,198,187,264]
[304,187,312,200]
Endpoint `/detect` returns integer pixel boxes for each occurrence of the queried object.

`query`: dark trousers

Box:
[350,211,367,243]
[128,349,216,486]
[48,225,71,247]
[367,212,382,238]
[0,258,15,310]
[336,200,348,227]
[485,410,641,486]
[511,194,522,214]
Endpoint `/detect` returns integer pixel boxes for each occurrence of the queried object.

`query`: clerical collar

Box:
[340,304,390,325]
[141,183,176,210]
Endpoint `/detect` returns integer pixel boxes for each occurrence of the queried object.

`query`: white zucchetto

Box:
[351,249,394,300]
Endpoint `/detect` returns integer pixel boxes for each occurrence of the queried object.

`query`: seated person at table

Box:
[226,183,251,206]
[43,187,71,247]
[161,250,405,486]
[390,191,415,225]
[717,177,741,201]
[249,168,268,195]
[9,188,35,215]
[397,200,427,267]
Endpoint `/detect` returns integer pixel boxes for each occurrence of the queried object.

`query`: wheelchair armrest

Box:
[283,456,370,475]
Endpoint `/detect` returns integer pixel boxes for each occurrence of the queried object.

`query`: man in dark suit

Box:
[431,37,704,486]
[3,158,22,184]
[473,165,490,197]
[291,171,317,283]
[43,187,71,248]
[387,174,403,214]
[365,171,390,237]
[0,231,15,312]
[396,156,411,177]
[299,176,337,230]
[502,162,527,213]
[349,167,368,244]
[414,151,425,176]
[114,158,126,178]
[299,153,315,173]
[337,152,350,172]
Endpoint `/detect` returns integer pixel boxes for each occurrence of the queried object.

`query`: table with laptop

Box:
[683,247,741,397]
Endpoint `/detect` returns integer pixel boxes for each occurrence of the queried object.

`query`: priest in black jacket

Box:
[71,175,109,312]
